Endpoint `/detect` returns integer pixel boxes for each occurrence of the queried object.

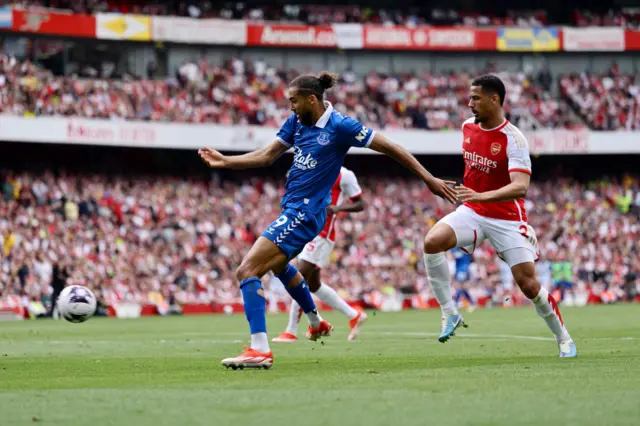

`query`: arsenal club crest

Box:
[490,143,502,155]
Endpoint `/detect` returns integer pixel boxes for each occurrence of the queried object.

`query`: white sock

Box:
[424,252,458,316]
[315,283,358,319]
[530,287,571,342]
[285,300,303,335]
[306,309,322,328]
[250,332,270,353]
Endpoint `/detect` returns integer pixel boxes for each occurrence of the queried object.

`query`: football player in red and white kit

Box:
[272,166,368,342]
[423,75,577,357]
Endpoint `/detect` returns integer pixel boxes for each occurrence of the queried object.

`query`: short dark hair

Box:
[471,74,506,106]
[290,71,338,100]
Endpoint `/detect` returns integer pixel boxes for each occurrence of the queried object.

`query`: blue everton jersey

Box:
[276,103,374,214]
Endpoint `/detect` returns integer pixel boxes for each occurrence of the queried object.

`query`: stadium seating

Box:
[11,2,639,28]
[560,65,640,131]
[1,170,638,311]
[0,53,584,130]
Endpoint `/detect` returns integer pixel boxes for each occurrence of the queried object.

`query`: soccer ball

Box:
[57,285,97,323]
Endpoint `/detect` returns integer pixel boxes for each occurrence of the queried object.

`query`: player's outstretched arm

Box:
[368,133,457,204]
[456,172,530,203]
[327,197,365,215]
[198,140,289,169]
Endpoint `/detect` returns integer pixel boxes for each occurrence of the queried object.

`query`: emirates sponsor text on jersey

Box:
[462,149,499,173]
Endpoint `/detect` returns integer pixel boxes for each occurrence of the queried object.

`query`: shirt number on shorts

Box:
[519,225,529,238]
[306,241,316,252]
[273,215,288,228]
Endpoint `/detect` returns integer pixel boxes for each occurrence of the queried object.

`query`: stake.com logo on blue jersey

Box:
[292,146,319,171]
[275,102,374,215]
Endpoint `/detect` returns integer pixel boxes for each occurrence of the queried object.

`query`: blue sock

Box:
[463,290,474,305]
[455,289,463,304]
[276,264,316,313]
[240,278,266,334]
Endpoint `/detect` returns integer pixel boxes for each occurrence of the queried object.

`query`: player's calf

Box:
[226,236,291,364]
[298,260,321,292]
[276,263,326,331]
[423,223,464,342]
[510,256,575,356]
[424,252,458,317]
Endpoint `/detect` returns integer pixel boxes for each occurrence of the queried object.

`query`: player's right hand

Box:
[426,177,458,204]
[198,147,227,168]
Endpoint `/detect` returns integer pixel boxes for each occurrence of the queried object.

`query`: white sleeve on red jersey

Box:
[461,117,476,129]
[339,168,362,199]
[504,125,532,176]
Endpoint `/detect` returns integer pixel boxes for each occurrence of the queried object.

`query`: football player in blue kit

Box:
[199,71,457,370]
[452,248,476,311]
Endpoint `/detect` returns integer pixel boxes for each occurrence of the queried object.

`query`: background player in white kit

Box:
[423,75,577,358]
[272,167,368,342]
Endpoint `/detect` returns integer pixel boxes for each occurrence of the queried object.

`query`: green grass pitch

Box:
[1,305,639,426]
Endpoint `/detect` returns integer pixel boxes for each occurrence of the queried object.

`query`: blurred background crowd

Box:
[1,0,639,317]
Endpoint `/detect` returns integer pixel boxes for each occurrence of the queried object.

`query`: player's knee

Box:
[236,261,260,283]
[307,278,321,293]
[235,265,249,283]
[297,261,315,281]
[423,225,456,254]
[423,234,444,254]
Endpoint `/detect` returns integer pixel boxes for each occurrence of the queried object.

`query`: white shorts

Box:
[441,205,538,268]
[298,236,335,268]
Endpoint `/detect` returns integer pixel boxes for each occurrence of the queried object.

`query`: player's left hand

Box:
[426,178,458,204]
[326,205,339,215]
[455,185,487,203]
[198,147,227,168]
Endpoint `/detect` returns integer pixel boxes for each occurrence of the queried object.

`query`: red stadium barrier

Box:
[98,297,638,319]
[0,307,26,320]
[106,301,369,317]
[246,24,337,48]
[9,9,96,38]
[362,26,497,51]
[625,31,640,50]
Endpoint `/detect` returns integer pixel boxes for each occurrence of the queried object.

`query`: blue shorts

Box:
[261,208,326,260]
[555,280,573,290]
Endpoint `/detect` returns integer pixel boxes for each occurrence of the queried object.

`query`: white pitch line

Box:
[375,331,555,341]
[374,332,636,342]
[7,335,635,347]
[4,339,245,345]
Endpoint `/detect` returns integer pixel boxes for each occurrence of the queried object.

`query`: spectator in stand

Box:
[49,257,69,316]
[552,253,574,302]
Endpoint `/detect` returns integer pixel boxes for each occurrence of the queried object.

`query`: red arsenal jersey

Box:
[461,117,532,222]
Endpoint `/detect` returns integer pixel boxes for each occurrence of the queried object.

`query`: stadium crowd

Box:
[6,1,640,29]
[1,170,638,315]
[560,64,640,131]
[0,53,582,130]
